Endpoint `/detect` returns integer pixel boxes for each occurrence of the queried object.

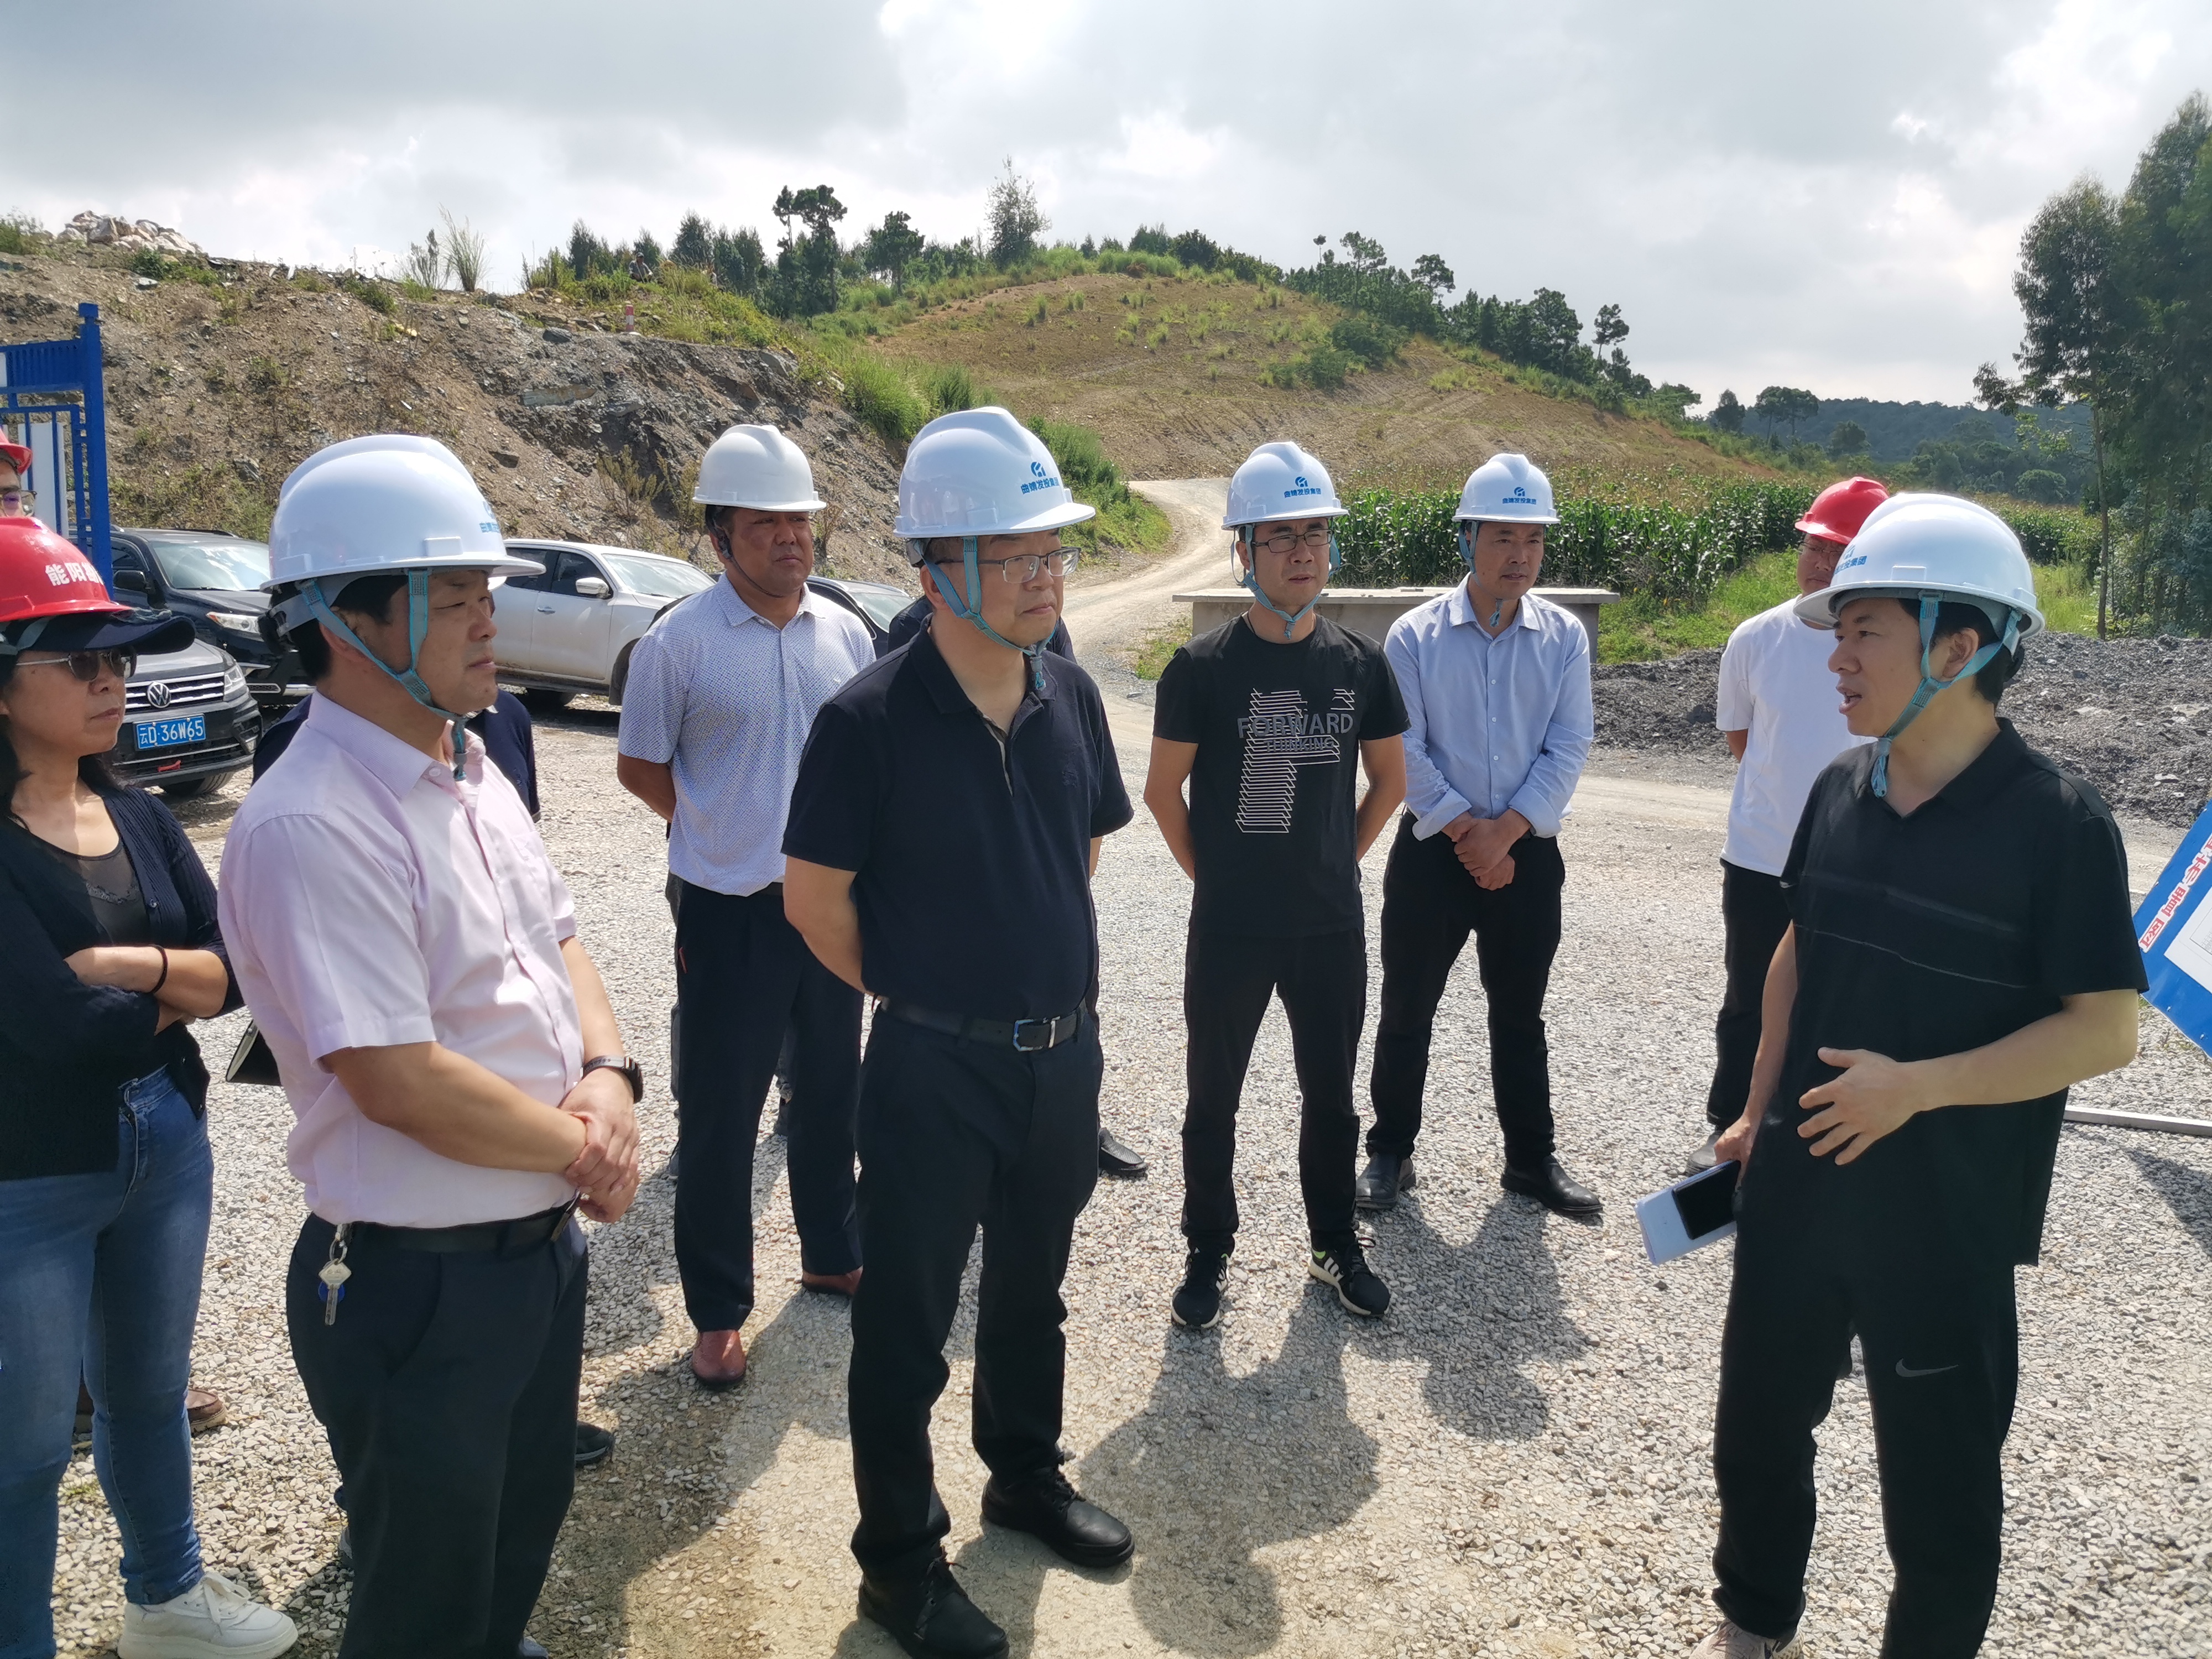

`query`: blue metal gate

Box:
[0,301,114,588]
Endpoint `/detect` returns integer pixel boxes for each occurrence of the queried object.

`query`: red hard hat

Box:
[0,519,193,653]
[1796,476,1888,546]
[0,433,30,477]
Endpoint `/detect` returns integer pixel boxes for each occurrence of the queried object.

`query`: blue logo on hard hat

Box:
[1030,461,1046,478]
[1282,473,1323,500]
[1019,471,1062,495]
[480,521,497,533]
[1511,487,1528,499]
[1294,476,1308,487]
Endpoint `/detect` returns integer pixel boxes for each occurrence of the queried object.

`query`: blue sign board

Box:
[2134,802,2212,1057]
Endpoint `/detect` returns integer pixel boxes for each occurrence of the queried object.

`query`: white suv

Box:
[496,540,714,707]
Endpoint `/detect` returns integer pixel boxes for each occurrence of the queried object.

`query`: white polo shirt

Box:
[1715,597,1870,877]
[615,578,875,896]
[219,695,582,1227]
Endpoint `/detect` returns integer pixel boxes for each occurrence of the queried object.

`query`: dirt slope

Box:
[0,244,914,585]
[867,271,1774,493]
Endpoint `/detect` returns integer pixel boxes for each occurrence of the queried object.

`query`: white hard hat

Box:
[693,423,826,513]
[265,436,542,591]
[895,406,1094,557]
[278,432,475,502]
[1455,453,1559,525]
[1793,493,2044,639]
[1222,441,1349,529]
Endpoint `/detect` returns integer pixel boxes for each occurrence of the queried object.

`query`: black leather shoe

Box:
[858,1558,1008,1659]
[1098,1124,1147,1178]
[1355,1154,1415,1211]
[1502,1156,1603,1218]
[982,1468,1134,1568]
[337,1524,352,1569]
[575,1420,615,1467]
[1686,1123,1725,1174]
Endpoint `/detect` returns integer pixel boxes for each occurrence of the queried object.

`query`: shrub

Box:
[246,357,288,393]
[831,348,929,448]
[2000,505,2098,566]
[1328,314,1405,368]
[0,210,40,255]
[2014,468,2069,504]
[925,363,989,415]
[338,272,395,314]
[1335,479,1819,604]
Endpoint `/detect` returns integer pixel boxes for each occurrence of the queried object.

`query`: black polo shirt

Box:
[1738,719,2146,1274]
[783,625,1133,1021]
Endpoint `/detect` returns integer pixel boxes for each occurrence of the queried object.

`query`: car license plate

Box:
[135,716,206,750]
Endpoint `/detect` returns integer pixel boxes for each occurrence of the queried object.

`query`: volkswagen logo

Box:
[144,680,171,709]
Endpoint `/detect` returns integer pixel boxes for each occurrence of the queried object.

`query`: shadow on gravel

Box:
[1067,1294,1379,1656]
[1388,1195,1592,1442]
[2130,1148,2212,1259]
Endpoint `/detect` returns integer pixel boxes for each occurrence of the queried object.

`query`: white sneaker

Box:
[118,1571,299,1658]
[1686,1622,1796,1658]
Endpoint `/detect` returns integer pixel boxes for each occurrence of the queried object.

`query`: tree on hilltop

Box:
[1710,389,1745,433]
[1411,253,1455,299]
[863,210,926,290]
[1753,385,1820,443]
[988,160,1048,268]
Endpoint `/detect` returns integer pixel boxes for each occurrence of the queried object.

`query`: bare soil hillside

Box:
[0,243,914,585]
[868,271,1775,492]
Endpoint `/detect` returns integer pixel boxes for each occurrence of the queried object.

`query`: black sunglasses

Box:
[19,649,137,682]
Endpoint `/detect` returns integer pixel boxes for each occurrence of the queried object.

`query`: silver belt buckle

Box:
[1010,1017,1052,1052]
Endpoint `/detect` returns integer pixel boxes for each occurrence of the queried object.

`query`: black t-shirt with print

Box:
[1153,614,1408,937]
[1740,720,2147,1274]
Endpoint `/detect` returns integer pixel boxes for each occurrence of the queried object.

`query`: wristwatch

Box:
[581,1054,645,1102]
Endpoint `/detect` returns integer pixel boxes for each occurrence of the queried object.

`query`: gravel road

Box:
[45,545,2211,1656]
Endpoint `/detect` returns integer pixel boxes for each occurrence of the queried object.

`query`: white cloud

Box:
[12,0,2210,406]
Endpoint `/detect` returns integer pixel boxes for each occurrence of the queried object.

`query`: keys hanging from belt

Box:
[318,1223,353,1326]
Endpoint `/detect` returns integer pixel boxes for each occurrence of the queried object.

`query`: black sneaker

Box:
[1171,1246,1230,1330]
[1309,1239,1391,1318]
[859,1557,1008,1659]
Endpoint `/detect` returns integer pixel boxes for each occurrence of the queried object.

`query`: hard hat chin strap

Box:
[1458,525,1509,629]
[301,571,472,780]
[1234,527,1342,641]
[932,536,1048,692]
[1870,593,2022,799]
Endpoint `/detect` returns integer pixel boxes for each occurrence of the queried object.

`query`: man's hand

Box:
[1474,853,1516,890]
[1796,1046,1931,1164]
[560,1068,640,1221]
[1714,1109,1759,1172]
[1449,810,1527,879]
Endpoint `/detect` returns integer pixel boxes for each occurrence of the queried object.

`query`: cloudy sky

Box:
[19,0,2210,406]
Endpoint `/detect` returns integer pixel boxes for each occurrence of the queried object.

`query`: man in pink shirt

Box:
[221,437,641,1659]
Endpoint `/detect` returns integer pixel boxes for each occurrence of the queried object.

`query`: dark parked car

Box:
[112,635,262,798]
[109,529,304,707]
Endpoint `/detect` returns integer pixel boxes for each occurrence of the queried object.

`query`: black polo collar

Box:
[909,622,1057,718]
[1854,717,2032,812]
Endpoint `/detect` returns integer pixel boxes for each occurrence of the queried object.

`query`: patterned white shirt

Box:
[617,578,875,895]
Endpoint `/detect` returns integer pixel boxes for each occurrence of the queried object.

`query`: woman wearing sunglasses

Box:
[1,427,32,518]
[0,519,296,1658]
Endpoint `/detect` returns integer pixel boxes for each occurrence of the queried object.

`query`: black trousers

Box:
[671,878,861,1331]
[1181,926,1365,1251]
[287,1214,586,1659]
[847,1011,1102,1585]
[1713,1224,2019,1656]
[1705,860,1794,1129]
[1368,817,1564,1169]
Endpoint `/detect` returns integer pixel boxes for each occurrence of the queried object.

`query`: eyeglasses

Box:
[0,489,30,510]
[1252,525,1332,556]
[933,547,1079,583]
[17,649,135,682]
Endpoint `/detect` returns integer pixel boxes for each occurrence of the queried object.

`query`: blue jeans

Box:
[0,1070,214,1659]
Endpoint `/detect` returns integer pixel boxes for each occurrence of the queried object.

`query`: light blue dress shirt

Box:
[616,578,875,895]
[1384,583,1594,841]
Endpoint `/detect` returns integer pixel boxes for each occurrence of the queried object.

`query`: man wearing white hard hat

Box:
[1359,453,1600,1218]
[784,408,1135,1658]
[1687,495,2142,1659]
[1691,475,1886,1172]
[615,424,874,1391]
[221,435,643,1658]
[1145,440,1407,1331]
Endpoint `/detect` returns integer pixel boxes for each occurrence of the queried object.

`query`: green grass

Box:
[1597,551,1801,662]
[1596,549,2108,662]
[1131,614,1191,680]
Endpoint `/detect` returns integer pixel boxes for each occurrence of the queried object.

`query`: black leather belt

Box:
[345,1201,576,1255]
[883,1000,1086,1052]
